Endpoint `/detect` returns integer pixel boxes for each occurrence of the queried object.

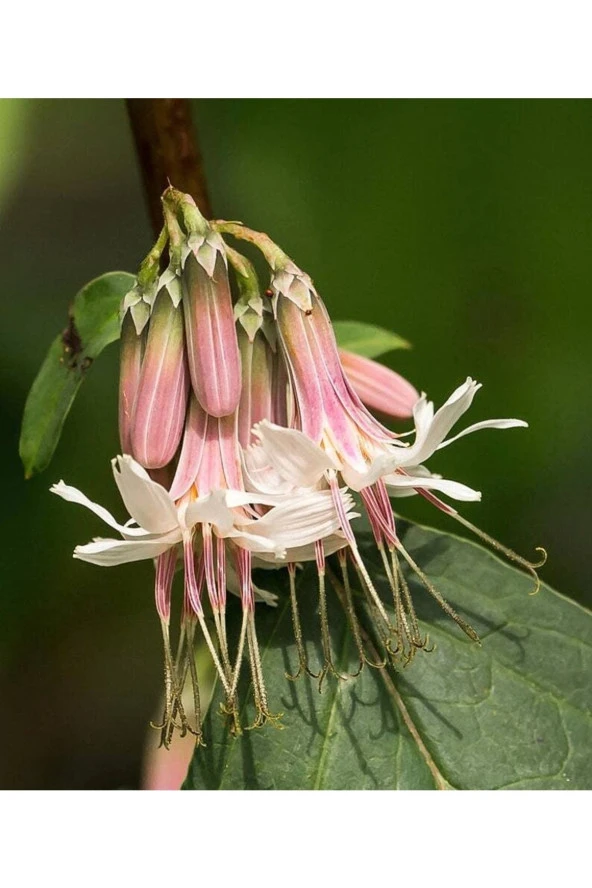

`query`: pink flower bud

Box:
[118,312,144,455]
[183,252,241,418]
[130,292,189,469]
[338,349,419,420]
[238,329,273,447]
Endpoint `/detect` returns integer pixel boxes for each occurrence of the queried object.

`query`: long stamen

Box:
[396,540,480,644]
[246,612,282,730]
[390,547,431,661]
[316,540,349,690]
[329,473,392,632]
[162,622,187,748]
[359,488,428,661]
[152,619,191,747]
[228,608,249,709]
[387,547,412,660]
[336,550,385,670]
[286,562,318,681]
[183,534,231,697]
[417,488,546,595]
[151,552,193,746]
[224,547,255,734]
[163,617,205,748]
[349,552,394,653]
[361,483,398,548]
[203,525,233,687]
[215,535,231,679]
[451,512,547,595]
[184,618,204,746]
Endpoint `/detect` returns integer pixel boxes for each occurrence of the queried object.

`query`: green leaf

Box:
[184,521,592,790]
[19,271,135,478]
[333,320,410,357]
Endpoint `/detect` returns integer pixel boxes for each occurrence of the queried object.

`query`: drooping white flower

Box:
[352,377,528,499]
[249,372,541,663]
[51,454,285,567]
[52,450,360,736]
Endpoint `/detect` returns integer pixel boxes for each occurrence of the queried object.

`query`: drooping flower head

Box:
[53,189,545,751]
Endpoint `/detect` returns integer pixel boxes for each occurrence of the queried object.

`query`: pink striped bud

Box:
[119,311,145,455]
[182,250,242,418]
[338,349,419,420]
[130,291,189,469]
[238,328,274,447]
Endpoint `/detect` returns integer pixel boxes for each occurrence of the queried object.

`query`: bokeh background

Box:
[1,99,590,788]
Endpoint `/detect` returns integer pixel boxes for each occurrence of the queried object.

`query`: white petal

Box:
[255,533,349,564]
[247,489,358,549]
[437,418,528,450]
[384,471,480,502]
[253,583,279,606]
[73,532,180,566]
[112,456,178,534]
[226,527,284,555]
[224,488,290,509]
[253,421,336,487]
[242,445,296,495]
[395,378,481,466]
[185,490,236,535]
[340,451,397,491]
[50,481,152,538]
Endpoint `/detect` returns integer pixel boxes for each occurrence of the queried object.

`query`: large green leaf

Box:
[184,521,592,790]
[333,320,410,357]
[19,271,135,478]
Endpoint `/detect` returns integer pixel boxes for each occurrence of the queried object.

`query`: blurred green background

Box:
[1,99,590,788]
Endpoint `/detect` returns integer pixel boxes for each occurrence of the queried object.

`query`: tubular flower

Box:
[166,190,242,419]
[119,232,189,469]
[212,220,546,666]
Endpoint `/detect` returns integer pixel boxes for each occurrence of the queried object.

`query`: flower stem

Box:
[126,99,212,236]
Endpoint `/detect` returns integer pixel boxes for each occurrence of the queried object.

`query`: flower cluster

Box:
[52,188,545,746]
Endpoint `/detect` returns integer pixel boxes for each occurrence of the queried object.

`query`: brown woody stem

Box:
[126,99,212,235]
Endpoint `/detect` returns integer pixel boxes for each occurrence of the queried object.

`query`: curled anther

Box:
[246,709,284,731]
[386,635,402,659]
[531,547,548,569]
[219,700,242,736]
[450,512,547,598]
[402,647,417,668]
[317,660,350,694]
[415,634,435,654]
[362,651,388,670]
[527,548,547,595]
[285,661,320,682]
[346,660,364,678]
